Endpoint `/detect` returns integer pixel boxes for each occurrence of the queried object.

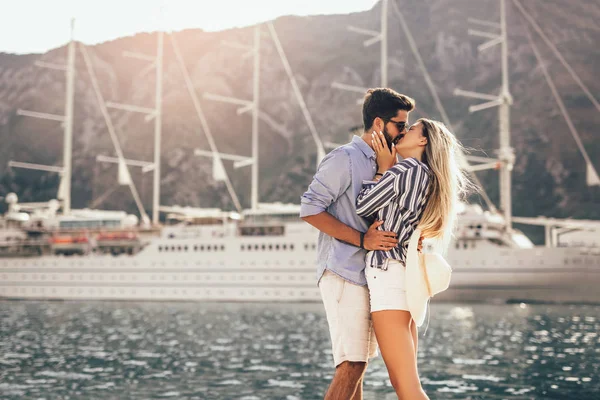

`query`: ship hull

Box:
[1,240,599,304]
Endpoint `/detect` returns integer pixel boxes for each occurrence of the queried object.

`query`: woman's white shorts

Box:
[366,259,410,313]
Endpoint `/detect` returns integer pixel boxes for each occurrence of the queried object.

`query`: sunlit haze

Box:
[0,0,379,54]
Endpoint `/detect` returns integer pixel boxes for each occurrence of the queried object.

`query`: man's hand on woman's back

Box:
[364,220,424,252]
[364,220,398,251]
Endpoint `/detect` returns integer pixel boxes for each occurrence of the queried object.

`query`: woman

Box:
[356,118,469,399]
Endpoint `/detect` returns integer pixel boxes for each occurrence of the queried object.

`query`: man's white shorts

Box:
[319,270,378,367]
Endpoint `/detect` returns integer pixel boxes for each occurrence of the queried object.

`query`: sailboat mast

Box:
[62,18,76,215]
[251,25,261,211]
[380,0,388,87]
[331,0,390,112]
[152,31,164,225]
[498,0,514,230]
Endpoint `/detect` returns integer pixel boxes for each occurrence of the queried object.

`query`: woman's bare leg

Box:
[371,310,429,400]
[410,318,418,359]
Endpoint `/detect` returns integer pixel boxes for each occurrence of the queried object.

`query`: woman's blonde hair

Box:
[417,118,471,250]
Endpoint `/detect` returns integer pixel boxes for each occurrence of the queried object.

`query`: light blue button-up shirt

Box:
[300,135,377,286]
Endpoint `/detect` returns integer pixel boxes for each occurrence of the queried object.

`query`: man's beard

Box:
[382,126,394,150]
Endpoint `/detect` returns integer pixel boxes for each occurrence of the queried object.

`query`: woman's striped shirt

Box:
[356,158,430,269]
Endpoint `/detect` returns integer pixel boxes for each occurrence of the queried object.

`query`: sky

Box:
[0,0,379,54]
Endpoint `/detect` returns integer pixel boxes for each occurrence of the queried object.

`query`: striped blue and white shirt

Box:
[356,158,430,269]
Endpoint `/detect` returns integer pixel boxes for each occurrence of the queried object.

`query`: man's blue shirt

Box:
[300,135,377,285]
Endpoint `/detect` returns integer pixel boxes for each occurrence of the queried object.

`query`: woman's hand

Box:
[372,131,397,175]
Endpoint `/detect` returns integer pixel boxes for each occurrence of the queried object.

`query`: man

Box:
[300,88,416,399]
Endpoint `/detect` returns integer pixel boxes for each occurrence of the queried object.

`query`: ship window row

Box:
[455,241,476,250]
[0,287,318,299]
[304,243,317,250]
[241,243,295,251]
[60,220,121,228]
[158,244,225,252]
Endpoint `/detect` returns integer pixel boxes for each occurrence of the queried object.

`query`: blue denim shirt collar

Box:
[352,135,376,160]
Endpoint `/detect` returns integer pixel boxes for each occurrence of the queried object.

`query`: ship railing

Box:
[513,216,600,248]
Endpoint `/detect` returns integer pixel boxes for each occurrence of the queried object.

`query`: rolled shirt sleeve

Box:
[300,149,352,218]
[355,170,399,218]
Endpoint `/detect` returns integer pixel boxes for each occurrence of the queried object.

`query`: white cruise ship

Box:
[1,196,599,304]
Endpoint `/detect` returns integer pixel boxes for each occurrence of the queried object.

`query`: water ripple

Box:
[1,301,599,399]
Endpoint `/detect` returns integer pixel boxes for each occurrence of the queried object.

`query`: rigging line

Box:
[267,21,326,163]
[523,25,597,172]
[79,43,150,222]
[391,0,450,127]
[512,0,600,112]
[89,184,120,209]
[391,0,497,212]
[169,32,243,213]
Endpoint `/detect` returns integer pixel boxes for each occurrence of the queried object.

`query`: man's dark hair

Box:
[362,88,415,131]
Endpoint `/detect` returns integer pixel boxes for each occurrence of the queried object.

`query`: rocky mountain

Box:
[0,0,598,243]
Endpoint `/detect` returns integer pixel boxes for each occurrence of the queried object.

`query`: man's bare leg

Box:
[351,373,366,400]
[324,361,367,400]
